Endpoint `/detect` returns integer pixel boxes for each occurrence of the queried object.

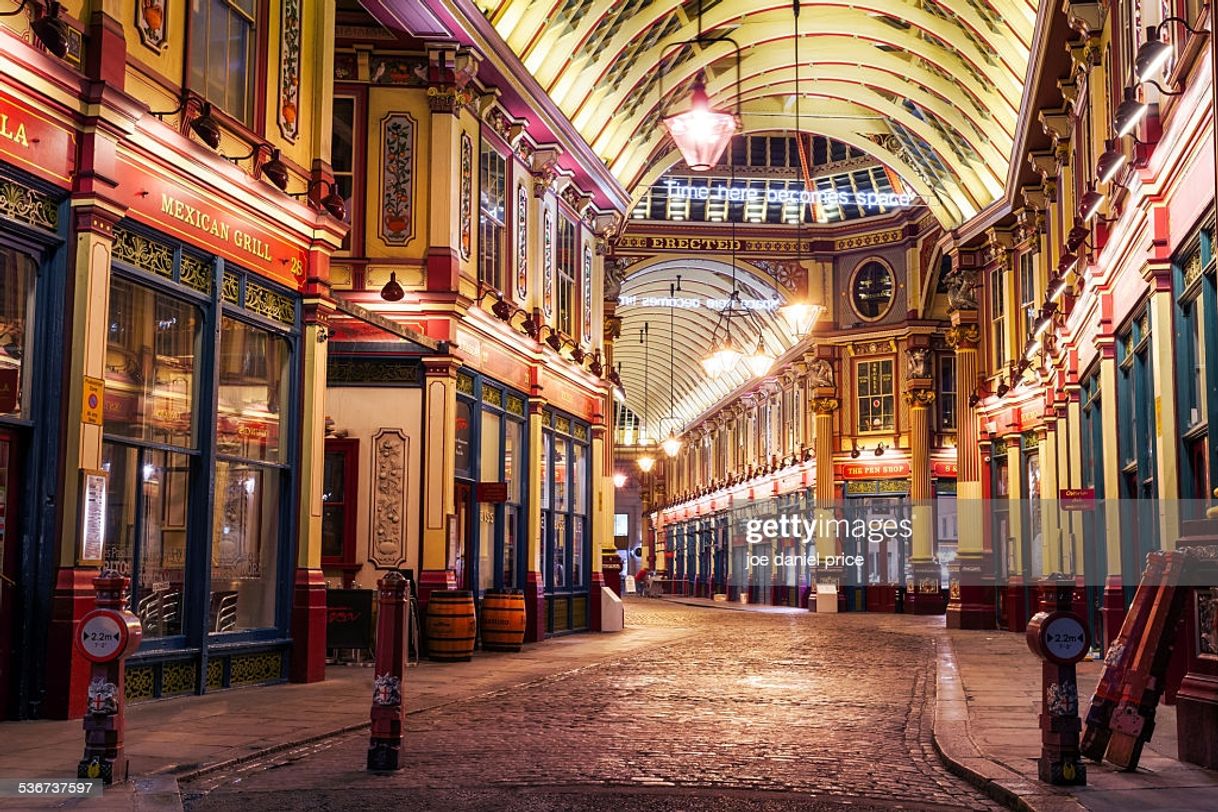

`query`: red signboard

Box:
[836,460,912,480]
[116,153,308,288]
[0,90,75,184]
[932,460,958,478]
[477,481,509,503]
[1060,487,1096,511]
[539,367,600,421]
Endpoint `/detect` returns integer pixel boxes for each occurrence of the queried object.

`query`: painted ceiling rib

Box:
[483,0,1038,230]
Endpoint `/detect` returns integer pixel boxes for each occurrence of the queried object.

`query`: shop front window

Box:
[105,278,200,446]
[213,316,289,632]
[503,418,523,587]
[218,317,286,463]
[103,277,201,640]
[542,413,591,597]
[0,248,34,418]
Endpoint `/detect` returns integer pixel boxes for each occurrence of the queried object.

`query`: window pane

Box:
[321,451,345,560]
[190,0,254,125]
[455,400,473,478]
[0,248,35,418]
[572,442,586,514]
[104,278,199,447]
[572,518,584,586]
[554,437,569,512]
[553,512,567,588]
[212,461,280,631]
[217,317,288,463]
[504,419,522,503]
[503,504,518,588]
[103,444,191,640]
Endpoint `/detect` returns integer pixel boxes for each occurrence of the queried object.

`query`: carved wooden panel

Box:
[369,428,408,568]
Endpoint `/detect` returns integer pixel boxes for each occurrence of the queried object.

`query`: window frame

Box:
[478,138,509,293]
[185,0,267,134]
[855,357,897,434]
[331,88,366,256]
[555,215,578,336]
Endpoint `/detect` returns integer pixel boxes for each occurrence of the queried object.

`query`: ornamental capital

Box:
[903,389,936,408]
[810,397,840,415]
[945,323,981,350]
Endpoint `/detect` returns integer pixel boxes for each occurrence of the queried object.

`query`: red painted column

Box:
[290,569,327,683]
[367,572,409,771]
[44,569,99,719]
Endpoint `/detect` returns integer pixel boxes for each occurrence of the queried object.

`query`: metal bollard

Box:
[1026,575,1090,786]
[367,571,409,771]
[75,570,142,785]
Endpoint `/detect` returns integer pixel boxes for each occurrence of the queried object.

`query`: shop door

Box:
[0,430,22,721]
[455,482,473,590]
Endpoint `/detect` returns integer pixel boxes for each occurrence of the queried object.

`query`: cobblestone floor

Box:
[183,601,1002,811]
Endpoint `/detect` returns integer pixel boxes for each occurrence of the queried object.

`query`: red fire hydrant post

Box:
[367,571,409,771]
[75,571,142,785]
[1026,574,1090,786]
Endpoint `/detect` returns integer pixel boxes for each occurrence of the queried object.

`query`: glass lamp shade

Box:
[779,301,824,338]
[701,338,742,379]
[661,431,683,458]
[637,454,656,473]
[613,472,628,488]
[662,78,737,172]
[744,346,775,378]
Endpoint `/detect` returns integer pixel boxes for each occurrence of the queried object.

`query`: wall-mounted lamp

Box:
[1114,87,1149,137]
[850,439,861,459]
[151,98,223,150]
[224,144,289,190]
[1078,184,1105,221]
[873,443,886,457]
[1,0,67,58]
[289,178,347,220]
[1096,139,1128,184]
[1135,18,1204,84]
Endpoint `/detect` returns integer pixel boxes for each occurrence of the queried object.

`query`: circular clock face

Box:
[851,261,894,320]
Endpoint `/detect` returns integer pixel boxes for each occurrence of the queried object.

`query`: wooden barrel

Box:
[481,589,526,652]
[425,590,476,662]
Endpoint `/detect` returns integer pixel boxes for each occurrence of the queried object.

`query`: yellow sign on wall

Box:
[82,376,104,426]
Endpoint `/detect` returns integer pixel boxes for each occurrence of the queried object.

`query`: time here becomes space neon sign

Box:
[662,179,919,209]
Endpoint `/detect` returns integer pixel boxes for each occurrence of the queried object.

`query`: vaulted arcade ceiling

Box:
[472,0,1038,229]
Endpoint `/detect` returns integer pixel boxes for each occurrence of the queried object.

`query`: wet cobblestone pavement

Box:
[184,601,1003,811]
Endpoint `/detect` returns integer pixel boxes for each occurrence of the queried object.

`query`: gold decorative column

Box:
[946,314,996,628]
[904,363,941,614]
[525,395,547,641]
[810,378,840,612]
[419,358,459,614]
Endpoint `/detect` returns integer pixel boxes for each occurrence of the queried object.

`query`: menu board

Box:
[78,471,107,565]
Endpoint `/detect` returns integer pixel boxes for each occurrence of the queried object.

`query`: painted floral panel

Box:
[380,113,416,246]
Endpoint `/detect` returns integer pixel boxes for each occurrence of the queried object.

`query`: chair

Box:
[209,591,239,633]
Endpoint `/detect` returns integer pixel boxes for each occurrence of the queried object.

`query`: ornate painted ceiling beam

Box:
[546,0,1029,110]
